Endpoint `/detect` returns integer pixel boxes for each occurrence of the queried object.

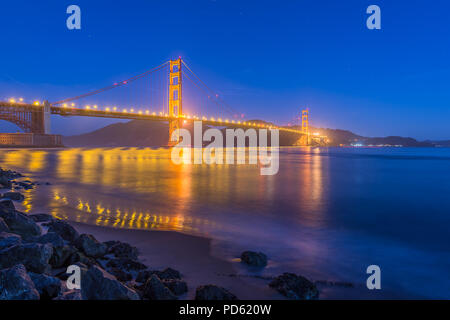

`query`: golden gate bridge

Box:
[0,58,326,146]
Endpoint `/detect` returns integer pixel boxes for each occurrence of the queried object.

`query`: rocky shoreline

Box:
[0,167,320,300]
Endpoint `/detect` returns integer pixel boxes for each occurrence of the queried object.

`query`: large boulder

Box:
[68,251,98,267]
[0,217,10,232]
[163,279,188,296]
[1,192,24,202]
[29,272,63,299]
[0,232,21,250]
[0,264,40,300]
[136,267,181,283]
[0,199,15,212]
[74,234,107,258]
[0,200,41,238]
[142,274,177,300]
[106,258,147,273]
[269,273,319,300]
[81,265,140,300]
[106,241,139,260]
[107,267,132,282]
[0,175,12,189]
[240,251,268,267]
[29,213,54,223]
[43,220,79,242]
[34,232,75,268]
[195,285,237,300]
[0,243,53,274]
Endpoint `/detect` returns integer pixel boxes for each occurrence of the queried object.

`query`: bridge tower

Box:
[168,58,182,146]
[300,108,310,146]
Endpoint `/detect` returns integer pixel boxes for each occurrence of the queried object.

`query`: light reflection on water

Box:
[1,147,449,298]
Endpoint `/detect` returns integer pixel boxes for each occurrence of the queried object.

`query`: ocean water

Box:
[0,147,449,299]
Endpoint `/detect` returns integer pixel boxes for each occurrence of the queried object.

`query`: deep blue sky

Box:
[1,0,449,139]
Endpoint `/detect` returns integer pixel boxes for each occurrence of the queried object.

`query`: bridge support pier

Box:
[43,100,51,134]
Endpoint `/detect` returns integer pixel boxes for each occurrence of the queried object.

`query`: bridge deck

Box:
[1,101,308,135]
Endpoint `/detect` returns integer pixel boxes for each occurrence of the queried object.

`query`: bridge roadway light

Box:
[71,103,75,107]
[19,98,23,102]
[33,101,40,106]
[105,107,110,112]
[123,109,127,113]
[94,105,98,109]
[9,98,15,103]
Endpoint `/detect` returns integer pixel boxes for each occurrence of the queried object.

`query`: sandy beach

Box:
[72,221,285,300]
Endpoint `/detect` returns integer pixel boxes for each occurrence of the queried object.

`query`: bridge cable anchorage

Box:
[181,60,241,118]
[50,61,169,105]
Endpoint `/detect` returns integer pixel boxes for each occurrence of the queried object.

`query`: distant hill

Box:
[64,120,437,148]
[64,120,169,147]
[427,140,450,147]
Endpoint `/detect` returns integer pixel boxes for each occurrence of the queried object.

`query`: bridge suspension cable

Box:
[181,60,241,118]
[51,61,169,105]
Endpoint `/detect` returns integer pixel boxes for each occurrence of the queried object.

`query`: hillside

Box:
[63,120,436,148]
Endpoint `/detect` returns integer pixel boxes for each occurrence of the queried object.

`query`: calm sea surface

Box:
[0,147,449,298]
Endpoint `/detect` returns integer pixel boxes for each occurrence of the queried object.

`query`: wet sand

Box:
[71,222,407,300]
[72,221,285,300]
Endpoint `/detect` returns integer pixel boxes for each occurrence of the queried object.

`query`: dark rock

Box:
[157,267,182,280]
[136,270,153,283]
[107,241,139,260]
[35,232,65,247]
[81,265,140,300]
[163,279,188,296]
[0,243,53,274]
[74,234,107,258]
[136,267,181,283]
[54,290,82,300]
[29,272,62,299]
[240,251,268,267]
[0,218,10,232]
[0,175,12,189]
[51,245,77,268]
[34,232,76,268]
[269,273,319,300]
[106,258,147,273]
[142,274,177,300]
[104,240,120,248]
[0,201,41,237]
[108,267,133,282]
[68,251,98,267]
[0,199,15,212]
[0,264,40,300]
[195,285,237,300]
[1,192,24,202]
[0,232,21,250]
[43,219,79,242]
[29,213,54,223]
